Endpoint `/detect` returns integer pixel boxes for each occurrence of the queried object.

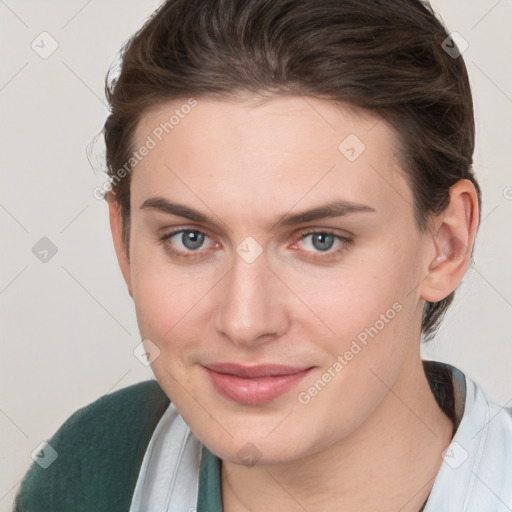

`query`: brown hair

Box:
[103,0,481,340]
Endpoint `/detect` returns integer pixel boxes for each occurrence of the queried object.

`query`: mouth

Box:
[202,363,314,405]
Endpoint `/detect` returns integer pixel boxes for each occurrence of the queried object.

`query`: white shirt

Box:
[129,362,512,511]
[424,370,512,511]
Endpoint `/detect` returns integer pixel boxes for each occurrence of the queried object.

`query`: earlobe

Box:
[107,194,133,298]
[420,180,479,302]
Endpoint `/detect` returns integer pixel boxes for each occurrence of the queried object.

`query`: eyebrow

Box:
[274,200,375,227]
[140,197,376,229]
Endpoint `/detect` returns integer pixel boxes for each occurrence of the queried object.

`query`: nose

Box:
[213,251,290,348]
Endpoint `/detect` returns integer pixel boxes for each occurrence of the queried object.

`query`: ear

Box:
[420,179,479,303]
[107,194,133,298]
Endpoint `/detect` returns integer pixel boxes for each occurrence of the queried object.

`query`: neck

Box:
[221,356,454,512]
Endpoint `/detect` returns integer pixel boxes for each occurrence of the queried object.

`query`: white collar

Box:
[424,369,512,511]
[128,403,201,511]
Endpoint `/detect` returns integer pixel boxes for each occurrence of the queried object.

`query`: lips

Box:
[202,362,314,405]
[204,362,311,378]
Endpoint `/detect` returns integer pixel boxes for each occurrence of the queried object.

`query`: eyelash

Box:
[292,230,352,261]
[160,229,219,260]
[159,229,352,261]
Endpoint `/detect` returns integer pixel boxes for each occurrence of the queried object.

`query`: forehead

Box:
[130,95,412,225]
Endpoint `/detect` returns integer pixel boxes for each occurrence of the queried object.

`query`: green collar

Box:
[197,444,223,512]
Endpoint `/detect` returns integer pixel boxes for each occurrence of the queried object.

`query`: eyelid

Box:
[288,228,353,259]
[297,227,351,238]
[160,227,221,258]
[291,228,352,245]
[160,223,213,238]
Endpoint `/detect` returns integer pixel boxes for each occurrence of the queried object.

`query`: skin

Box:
[108,95,479,512]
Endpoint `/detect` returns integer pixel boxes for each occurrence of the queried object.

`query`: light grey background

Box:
[1,0,511,509]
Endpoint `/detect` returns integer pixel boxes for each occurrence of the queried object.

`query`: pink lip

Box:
[203,363,314,405]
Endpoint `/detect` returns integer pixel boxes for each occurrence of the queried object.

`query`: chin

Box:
[195,420,317,467]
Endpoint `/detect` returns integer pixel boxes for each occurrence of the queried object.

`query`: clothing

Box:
[14,379,169,512]
[14,361,512,511]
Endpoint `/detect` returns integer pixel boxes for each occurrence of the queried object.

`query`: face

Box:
[121,95,432,465]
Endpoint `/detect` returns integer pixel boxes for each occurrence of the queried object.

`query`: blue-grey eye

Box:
[310,233,335,251]
[180,230,205,250]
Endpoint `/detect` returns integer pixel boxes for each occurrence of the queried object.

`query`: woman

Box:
[15,0,512,510]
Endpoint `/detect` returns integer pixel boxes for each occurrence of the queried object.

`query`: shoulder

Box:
[14,379,170,512]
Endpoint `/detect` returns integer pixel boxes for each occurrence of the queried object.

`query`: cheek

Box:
[289,267,397,338]
[129,246,211,350]
[289,240,422,359]
[130,257,213,404]
[289,261,416,441]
